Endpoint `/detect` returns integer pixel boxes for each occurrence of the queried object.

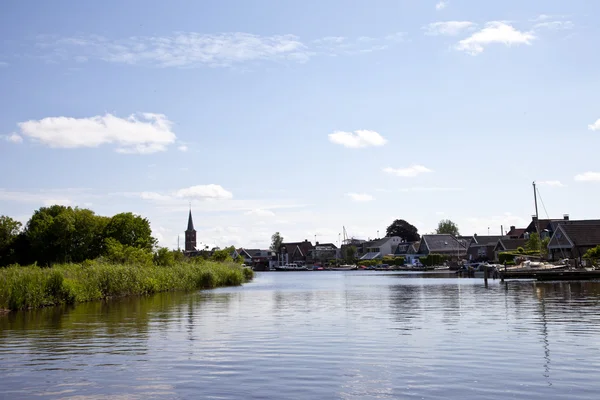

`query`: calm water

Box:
[2,272,600,399]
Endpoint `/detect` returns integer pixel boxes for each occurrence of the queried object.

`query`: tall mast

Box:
[533,181,540,235]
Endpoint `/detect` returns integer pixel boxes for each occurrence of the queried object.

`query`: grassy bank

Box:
[0,261,254,311]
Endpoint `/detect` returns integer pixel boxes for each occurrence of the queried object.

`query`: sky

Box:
[1,0,600,250]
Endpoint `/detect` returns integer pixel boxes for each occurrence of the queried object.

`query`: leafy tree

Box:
[343,245,357,262]
[584,245,600,260]
[103,238,153,266]
[540,237,550,258]
[385,219,420,242]
[526,232,541,252]
[154,247,175,267]
[103,212,157,251]
[0,216,23,266]
[270,232,284,252]
[211,246,234,262]
[435,219,459,236]
[0,216,22,247]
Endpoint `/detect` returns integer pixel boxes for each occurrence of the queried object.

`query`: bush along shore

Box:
[0,260,254,311]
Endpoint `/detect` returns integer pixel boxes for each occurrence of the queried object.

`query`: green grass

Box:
[0,260,254,311]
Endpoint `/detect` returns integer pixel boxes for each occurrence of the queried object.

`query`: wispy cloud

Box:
[383,165,433,177]
[0,188,95,207]
[435,1,448,11]
[178,145,188,152]
[424,21,476,36]
[376,187,461,193]
[37,32,312,67]
[313,32,405,56]
[346,193,375,202]
[0,61,8,67]
[12,113,177,154]
[538,180,565,187]
[456,22,535,55]
[35,31,407,68]
[575,172,600,182]
[328,130,387,148]
[245,208,276,217]
[588,119,600,131]
[531,14,574,30]
[175,184,233,200]
[2,133,23,143]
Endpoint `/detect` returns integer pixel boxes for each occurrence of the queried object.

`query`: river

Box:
[2,271,600,399]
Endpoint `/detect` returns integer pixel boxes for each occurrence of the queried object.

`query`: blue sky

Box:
[1,0,599,249]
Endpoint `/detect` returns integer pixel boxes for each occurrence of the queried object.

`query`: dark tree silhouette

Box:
[385,219,420,242]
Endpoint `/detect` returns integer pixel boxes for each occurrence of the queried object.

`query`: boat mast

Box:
[533,181,540,235]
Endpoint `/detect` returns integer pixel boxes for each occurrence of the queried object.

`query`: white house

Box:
[360,236,403,260]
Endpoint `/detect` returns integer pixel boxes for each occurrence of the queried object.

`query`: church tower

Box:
[185,209,197,252]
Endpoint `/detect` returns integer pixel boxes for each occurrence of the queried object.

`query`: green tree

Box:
[103,212,157,251]
[541,237,550,258]
[343,245,357,262]
[385,219,420,242]
[270,232,284,252]
[584,245,600,260]
[526,232,541,252]
[154,247,176,266]
[211,246,235,262]
[435,219,460,236]
[0,216,23,266]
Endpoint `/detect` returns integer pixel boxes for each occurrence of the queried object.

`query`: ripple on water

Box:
[2,273,600,399]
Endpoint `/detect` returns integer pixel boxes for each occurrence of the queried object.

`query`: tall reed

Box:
[0,261,254,311]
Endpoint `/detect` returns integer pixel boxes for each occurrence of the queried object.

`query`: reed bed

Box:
[0,261,254,311]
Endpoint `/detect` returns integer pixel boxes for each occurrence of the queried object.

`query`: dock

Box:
[500,269,600,281]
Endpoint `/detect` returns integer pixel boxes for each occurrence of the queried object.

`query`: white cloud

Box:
[588,119,600,131]
[245,209,276,217]
[538,180,565,187]
[328,130,387,148]
[15,113,176,154]
[0,61,8,67]
[456,22,536,55]
[175,184,233,200]
[575,172,600,182]
[178,145,188,152]
[346,193,375,202]
[534,21,574,30]
[377,187,462,193]
[435,1,448,10]
[383,165,433,177]
[3,133,23,143]
[140,191,173,201]
[424,21,475,36]
[38,32,312,67]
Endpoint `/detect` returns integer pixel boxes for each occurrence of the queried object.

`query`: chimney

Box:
[316,241,319,246]
[510,226,515,231]
[532,215,538,222]
[501,225,504,236]
[564,214,569,220]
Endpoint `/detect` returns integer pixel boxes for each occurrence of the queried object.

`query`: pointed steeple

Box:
[187,208,195,231]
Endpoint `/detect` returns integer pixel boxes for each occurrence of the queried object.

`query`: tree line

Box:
[0,205,241,268]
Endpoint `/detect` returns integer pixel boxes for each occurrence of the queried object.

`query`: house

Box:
[279,240,313,264]
[547,224,600,262]
[466,235,507,261]
[505,226,527,239]
[308,242,339,264]
[237,248,276,270]
[394,241,420,263]
[493,238,528,260]
[359,236,403,260]
[417,235,467,259]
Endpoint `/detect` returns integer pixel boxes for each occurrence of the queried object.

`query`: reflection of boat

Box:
[328,264,358,271]
[275,263,309,271]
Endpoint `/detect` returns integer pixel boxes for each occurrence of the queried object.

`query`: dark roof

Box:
[506,228,527,238]
[187,210,195,231]
[495,238,527,251]
[315,242,338,249]
[281,241,313,255]
[548,219,600,233]
[473,235,507,246]
[422,235,465,252]
[560,224,600,247]
[394,242,413,254]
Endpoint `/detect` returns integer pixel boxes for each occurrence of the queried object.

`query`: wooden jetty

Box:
[500,269,600,281]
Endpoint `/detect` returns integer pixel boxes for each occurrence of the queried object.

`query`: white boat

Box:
[328,264,358,271]
[274,263,308,271]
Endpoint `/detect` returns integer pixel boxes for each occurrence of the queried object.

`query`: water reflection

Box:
[2,272,600,399]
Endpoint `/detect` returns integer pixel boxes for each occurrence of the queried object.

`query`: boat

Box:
[328,264,358,271]
[274,263,309,271]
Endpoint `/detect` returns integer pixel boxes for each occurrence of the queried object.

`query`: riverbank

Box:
[0,261,253,311]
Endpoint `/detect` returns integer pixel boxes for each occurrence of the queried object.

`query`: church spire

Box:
[187,207,195,231]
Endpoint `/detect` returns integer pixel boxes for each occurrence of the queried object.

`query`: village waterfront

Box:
[2,270,600,400]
